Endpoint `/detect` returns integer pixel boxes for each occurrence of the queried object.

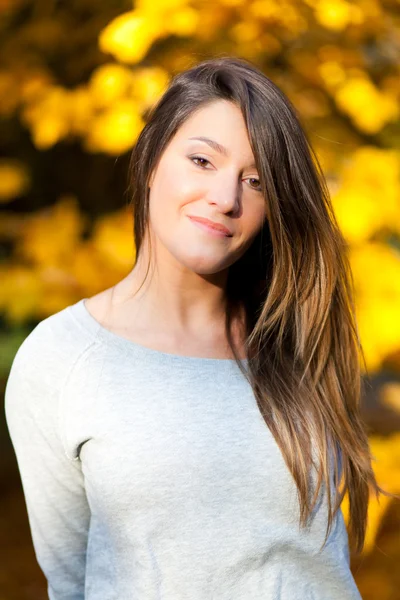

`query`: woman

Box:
[5,56,389,599]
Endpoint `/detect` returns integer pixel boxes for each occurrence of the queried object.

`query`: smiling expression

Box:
[147,99,268,276]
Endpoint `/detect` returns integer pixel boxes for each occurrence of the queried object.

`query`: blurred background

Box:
[0,0,400,598]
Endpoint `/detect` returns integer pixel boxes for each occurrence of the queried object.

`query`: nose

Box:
[208,170,241,213]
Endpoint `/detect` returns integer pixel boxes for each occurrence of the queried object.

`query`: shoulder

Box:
[4,300,110,454]
[5,300,103,401]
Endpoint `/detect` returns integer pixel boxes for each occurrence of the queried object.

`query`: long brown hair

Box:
[126,55,395,554]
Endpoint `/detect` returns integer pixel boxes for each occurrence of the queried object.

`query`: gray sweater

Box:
[5,298,363,600]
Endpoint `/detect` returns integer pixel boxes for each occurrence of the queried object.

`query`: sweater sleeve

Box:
[4,322,91,600]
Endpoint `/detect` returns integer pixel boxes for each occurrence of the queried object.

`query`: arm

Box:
[4,323,91,600]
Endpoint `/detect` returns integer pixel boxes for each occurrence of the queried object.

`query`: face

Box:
[146,99,268,277]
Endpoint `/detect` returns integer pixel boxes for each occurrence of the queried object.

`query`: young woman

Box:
[5,56,388,599]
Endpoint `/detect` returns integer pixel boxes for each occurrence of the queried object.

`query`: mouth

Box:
[188,215,233,237]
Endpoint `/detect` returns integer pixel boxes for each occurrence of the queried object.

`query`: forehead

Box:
[173,100,253,152]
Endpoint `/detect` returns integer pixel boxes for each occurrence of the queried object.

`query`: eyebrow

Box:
[188,136,257,169]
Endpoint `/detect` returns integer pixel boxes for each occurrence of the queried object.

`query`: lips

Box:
[188,215,232,236]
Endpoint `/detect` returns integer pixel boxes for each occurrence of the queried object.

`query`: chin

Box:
[176,254,232,275]
[165,239,234,274]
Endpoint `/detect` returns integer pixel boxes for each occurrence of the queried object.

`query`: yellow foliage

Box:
[68,86,95,136]
[350,242,400,297]
[341,146,399,187]
[355,297,400,373]
[166,7,200,37]
[230,21,262,44]
[21,85,72,149]
[332,147,400,242]
[349,243,400,372]
[99,0,201,64]
[136,0,189,11]
[341,432,400,554]
[91,208,135,270]
[332,184,388,244]
[16,195,86,267]
[249,0,281,19]
[318,60,346,87]
[192,4,232,41]
[14,63,170,151]
[88,64,135,108]
[314,0,354,31]
[220,0,246,6]
[131,67,170,111]
[248,0,306,34]
[19,71,54,103]
[99,10,165,64]
[1,201,135,319]
[0,160,30,203]
[68,241,125,298]
[335,75,399,134]
[84,99,144,155]
[0,265,43,323]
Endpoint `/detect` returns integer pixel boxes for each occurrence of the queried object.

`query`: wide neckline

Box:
[68,298,248,368]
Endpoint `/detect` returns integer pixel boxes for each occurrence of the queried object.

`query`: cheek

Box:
[150,168,201,225]
[148,185,202,255]
[242,200,268,236]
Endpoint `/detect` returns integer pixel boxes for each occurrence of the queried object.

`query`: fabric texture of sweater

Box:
[4,297,363,600]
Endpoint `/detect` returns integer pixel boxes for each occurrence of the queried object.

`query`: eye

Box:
[245,177,262,192]
[190,155,211,168]
[190,156,262,192]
